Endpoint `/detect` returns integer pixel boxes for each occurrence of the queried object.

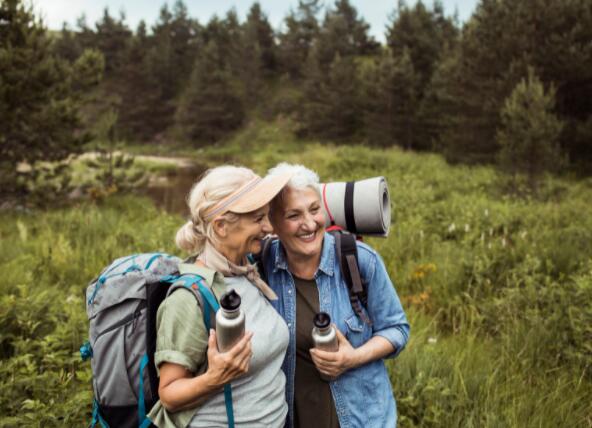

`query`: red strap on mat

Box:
[322,183,336,225]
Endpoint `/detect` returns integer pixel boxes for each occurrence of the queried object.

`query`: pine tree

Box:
[333,0,378,54]
[94,8,131,75]
[74,14,96,52]
[386,0,458,99]
[497,69,564,189]
[322,53,361,139]
[244,3,276,74]
[298,45,328,136]
[416,47,461,152]
[278,0,322,78]
[445,0,592,167]
[364,49,417,149]
[149,0,199,98]
[90,8,133,136]
[144,1,200,137]
[299,50,361,140]
[220,10,245,78]
[0,0,103,199]
[117,21,157,140]
[316,0,378,68]
[363,52,395,147]
[52,23,83,62]
[175,40,245,144]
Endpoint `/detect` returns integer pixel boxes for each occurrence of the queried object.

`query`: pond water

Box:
[142,164,206,217]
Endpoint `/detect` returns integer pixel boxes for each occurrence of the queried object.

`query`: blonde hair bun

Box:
[175,166,256,254]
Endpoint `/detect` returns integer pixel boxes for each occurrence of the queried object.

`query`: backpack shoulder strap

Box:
[165,274,218,331]
[163,274,235,428]
[332,231,372,325]
[251,236,272,284]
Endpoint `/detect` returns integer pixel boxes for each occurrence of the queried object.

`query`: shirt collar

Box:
[273,232,335,277]
[178,261,224,286]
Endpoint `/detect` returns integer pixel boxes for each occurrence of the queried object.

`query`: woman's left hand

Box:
[309,327,359,378]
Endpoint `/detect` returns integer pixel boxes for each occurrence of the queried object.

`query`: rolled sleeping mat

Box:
[320,176,391,236]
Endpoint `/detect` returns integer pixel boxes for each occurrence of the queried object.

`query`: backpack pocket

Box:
[92,299,148,406]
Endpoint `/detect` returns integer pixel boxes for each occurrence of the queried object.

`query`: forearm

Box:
[350,335,395,369]
[159,371,222,412]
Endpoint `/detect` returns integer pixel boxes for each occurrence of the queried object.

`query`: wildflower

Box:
[413,271,425,280]
[427,337,437,344]
[484,208,489,217]
[448,223,456,233]
[501,237,507,247]
[464,223,470,232]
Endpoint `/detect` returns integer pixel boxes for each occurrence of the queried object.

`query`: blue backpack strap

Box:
[164,275,216,330]
[138,353,150,427]
[223,385,235,427]
[139,417,153,428]
[89,399,110,428]
[163,274,235,428]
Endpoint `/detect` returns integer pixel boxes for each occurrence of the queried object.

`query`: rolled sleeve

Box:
[360,244,410,359]
[374,326,409,358]
[154,350,198,374]
[154,288,208,375]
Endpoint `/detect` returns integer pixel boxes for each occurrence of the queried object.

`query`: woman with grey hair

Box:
[148,165,293,427]
[262,162,410,428]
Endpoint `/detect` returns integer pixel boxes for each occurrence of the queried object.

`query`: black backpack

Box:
[256,229,371,325]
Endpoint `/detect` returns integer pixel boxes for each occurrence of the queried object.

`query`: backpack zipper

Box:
[94,300,147,341]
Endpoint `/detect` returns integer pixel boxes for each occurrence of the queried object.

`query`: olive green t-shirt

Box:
[293,276,340,428]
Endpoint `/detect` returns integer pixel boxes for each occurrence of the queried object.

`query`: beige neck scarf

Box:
[198,241,278,301]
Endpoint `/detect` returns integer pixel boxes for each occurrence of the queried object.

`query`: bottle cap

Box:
[313,312,331,329]
[220,289,241,311]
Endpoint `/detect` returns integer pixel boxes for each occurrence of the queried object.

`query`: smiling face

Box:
[214,205,272,264]
[270,186,326,264]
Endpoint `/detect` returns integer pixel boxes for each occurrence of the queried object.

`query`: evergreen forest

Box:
[1,0,591,426]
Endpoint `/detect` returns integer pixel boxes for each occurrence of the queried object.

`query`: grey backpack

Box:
[82,253,231,428]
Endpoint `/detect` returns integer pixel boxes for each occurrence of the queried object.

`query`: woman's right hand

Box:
[205,329,253,387]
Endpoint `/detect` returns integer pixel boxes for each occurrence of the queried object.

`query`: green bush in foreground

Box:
[1,136,591,426]
[0,197,180,427]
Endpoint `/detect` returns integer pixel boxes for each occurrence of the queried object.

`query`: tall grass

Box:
[1,120,591,426]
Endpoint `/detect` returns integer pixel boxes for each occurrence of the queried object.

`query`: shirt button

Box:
[288,323,292,328]
[288,289,292,294]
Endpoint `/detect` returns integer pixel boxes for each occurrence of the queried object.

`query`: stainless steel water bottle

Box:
[216,289,245,353]
[312,312,338,381]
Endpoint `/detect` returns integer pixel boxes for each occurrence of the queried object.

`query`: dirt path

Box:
[77,152,196,169]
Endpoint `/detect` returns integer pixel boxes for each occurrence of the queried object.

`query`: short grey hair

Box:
[267,163,321,214]
[267,162,320,195]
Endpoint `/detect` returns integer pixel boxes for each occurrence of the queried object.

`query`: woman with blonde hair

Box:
[148,165,292,427]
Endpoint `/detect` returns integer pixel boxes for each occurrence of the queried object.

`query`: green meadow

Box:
[1,122,591,427]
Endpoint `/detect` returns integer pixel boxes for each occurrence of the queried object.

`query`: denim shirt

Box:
[263,233,410,428]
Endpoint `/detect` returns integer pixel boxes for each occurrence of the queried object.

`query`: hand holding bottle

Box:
[205,329,253,387]
[310,327,358,379]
